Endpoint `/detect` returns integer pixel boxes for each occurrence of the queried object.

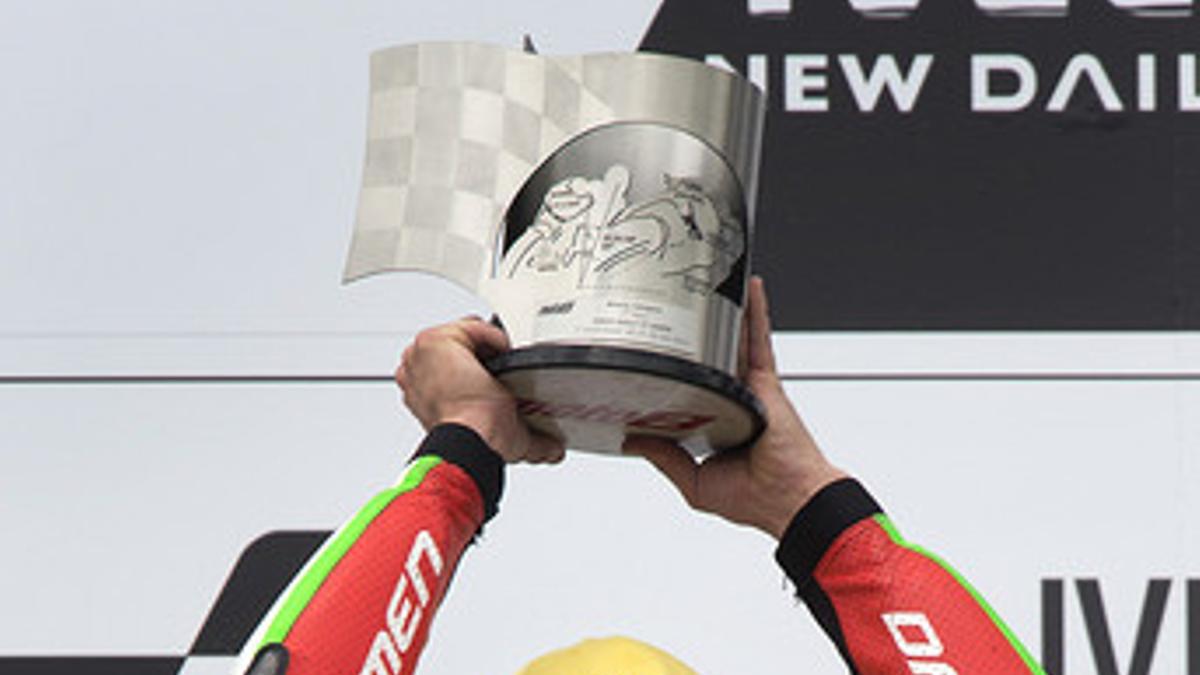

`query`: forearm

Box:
[236,424,504,675]
[776,479,1044,675]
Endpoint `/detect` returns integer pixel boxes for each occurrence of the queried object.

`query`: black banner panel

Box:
[641,1,1200,330]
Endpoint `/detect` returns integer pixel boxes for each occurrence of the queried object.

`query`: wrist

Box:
[764,465,849,540]
[442,407,518,462]
[415,424,507,523]
[774,478,882,585]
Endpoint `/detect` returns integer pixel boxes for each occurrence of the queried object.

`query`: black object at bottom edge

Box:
[486,344,766,451]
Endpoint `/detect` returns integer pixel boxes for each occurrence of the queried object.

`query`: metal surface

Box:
[489,345,765,456]
[495,122,749,371]
[344,41,766,453]
[344,41,765,374]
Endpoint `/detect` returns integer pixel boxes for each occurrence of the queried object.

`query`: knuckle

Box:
[412,330,433,351]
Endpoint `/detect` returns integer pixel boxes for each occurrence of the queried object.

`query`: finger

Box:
[455,319,511,360]
[623,435,702,508]
[395,344,415,386]
[747,276,777,373]
[538,433,567,464]
[528,432,567,464]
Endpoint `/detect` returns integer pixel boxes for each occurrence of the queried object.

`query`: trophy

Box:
[345,42,766,456]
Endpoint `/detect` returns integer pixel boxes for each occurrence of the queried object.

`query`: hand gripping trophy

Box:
[345,41,766,455]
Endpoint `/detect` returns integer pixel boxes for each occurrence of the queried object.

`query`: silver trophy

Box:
[345,42,766,456]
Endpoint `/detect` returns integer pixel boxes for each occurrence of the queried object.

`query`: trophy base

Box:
[486,345,765,457]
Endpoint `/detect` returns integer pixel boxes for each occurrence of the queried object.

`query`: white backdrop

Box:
[2,2,1197,674]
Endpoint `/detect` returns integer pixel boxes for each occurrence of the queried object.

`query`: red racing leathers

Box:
[236,424,1045,675]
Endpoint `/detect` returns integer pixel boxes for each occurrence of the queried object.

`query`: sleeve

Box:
[233,423,505,675]
[775,479,1046,675]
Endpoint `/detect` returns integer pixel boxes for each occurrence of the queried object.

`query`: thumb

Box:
[624,435,701,509]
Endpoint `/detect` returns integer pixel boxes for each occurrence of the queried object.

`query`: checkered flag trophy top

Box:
[346,42,766,456]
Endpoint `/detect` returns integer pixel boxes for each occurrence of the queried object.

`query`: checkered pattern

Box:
[344,42,763,293]
[345,43,616,290]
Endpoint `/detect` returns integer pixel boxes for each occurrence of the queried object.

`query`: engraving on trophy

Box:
[503,165,745,299]
[495,123,748,360]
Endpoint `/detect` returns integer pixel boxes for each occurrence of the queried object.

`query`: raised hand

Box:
[624,277,847,539]
[395,317,566,464]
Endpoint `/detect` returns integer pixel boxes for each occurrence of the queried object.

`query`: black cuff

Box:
[414,424,505,523]
[774,478,883,587]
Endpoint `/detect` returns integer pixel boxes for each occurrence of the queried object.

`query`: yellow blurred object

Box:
[515,637,697,675]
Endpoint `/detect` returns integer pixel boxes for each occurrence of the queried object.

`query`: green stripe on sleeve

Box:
[257,455,443,648]
[873,514,1047,675]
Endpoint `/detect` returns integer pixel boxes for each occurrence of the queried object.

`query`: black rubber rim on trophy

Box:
[485,344,767,452]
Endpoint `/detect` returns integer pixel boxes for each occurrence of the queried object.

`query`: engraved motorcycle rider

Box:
[503,165,744,298]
